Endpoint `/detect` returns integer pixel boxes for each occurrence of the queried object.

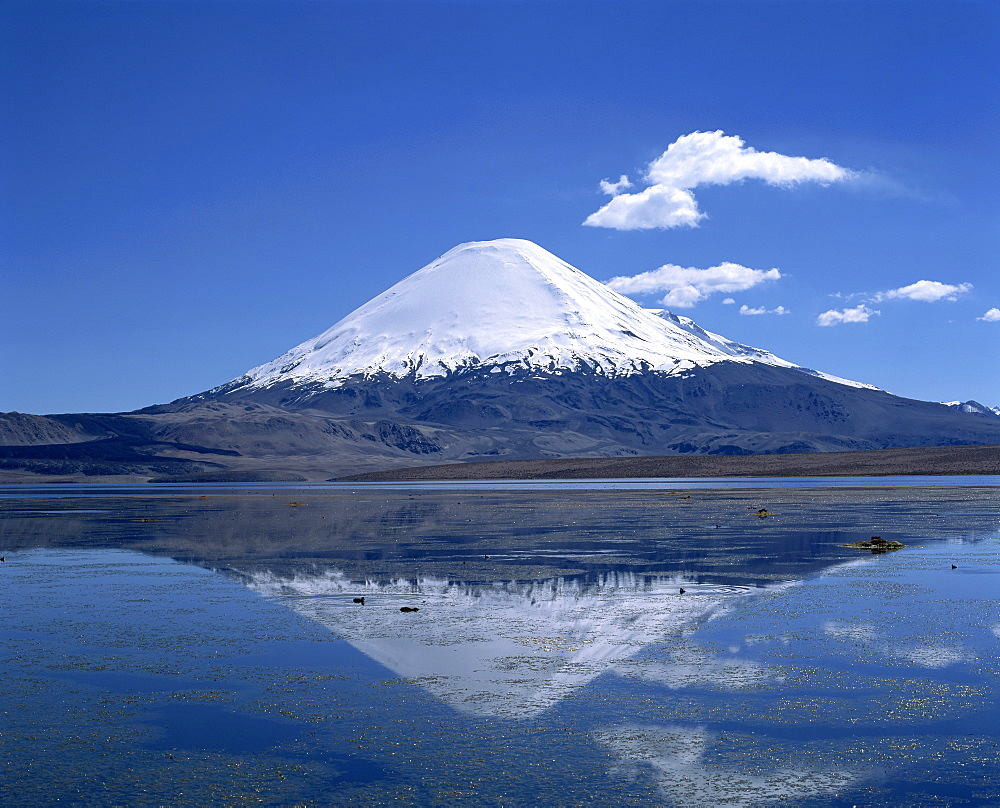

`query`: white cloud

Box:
[662,285,705,308]
[606,262,782,309]
[874,280,973,303]
[599,174,632,195]
[826,280,973,322]
[816,304,880,326]
[585,184,703,230]
[721,298,736,305]
[585,130,854,230]
[646,130,850,189]
[740,304,789,316]
[977,307,1000,322]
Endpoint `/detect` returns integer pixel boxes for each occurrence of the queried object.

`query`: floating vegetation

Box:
[841,536,905,553]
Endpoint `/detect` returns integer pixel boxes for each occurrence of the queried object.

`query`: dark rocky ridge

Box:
[189,360,1000,458]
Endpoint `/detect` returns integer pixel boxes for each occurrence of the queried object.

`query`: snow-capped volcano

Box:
[9,239,1000,479]
[227,238,869,393]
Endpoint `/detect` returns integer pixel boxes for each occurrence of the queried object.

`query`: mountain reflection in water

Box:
[240,568,787,718]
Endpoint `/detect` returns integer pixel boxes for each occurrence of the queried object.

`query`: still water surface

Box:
[1,481,998,806]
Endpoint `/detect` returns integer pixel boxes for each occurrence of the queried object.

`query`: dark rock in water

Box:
[353,597,365,604]
[400,606,420,613]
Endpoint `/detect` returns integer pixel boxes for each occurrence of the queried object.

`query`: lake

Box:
[1,479,998,806]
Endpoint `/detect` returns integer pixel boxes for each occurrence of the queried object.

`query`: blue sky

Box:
[4,0,998,414]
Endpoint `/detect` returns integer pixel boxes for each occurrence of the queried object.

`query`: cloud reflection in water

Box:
[824,619,976,669]
[594,723,864,808]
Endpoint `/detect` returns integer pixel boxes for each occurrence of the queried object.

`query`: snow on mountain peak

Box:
[941,400,1000,418]
[233,238,873,392]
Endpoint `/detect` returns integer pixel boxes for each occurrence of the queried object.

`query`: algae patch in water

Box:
[842,536,905,553]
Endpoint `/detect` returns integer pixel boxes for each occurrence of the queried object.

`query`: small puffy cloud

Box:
[740,304,790,316]
[585,130,854,230]
[721,298,736,305]
[606,262,781,309]
[585,185,703,230]
[599,174,632,195]
[977,307,1000,322]
[875,280,973,303]
[816,304,879,326]
[661,285,704,308]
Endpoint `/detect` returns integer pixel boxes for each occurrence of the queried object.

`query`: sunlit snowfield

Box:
[2,479,999,807]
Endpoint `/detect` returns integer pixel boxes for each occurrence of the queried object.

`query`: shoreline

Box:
[337,444,1000,482]
[0,444,996,486]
